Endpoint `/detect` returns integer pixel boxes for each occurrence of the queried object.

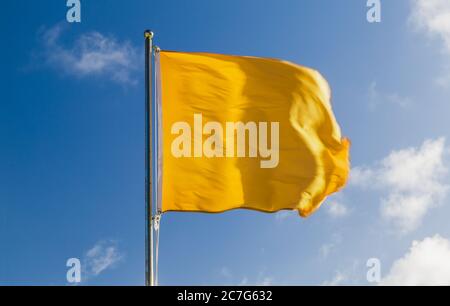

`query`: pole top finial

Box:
[144,30,154,39]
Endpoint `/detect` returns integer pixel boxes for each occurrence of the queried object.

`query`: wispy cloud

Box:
[274,210,297,221]
[351,138,449,233]
[368,82,412,110]
[319,234,342,260]
[219,266,232,279]
[326,200,349,218]
[322,271,347,286]
[410,0,450,54]
[82,240,123,281]
[321,260,362,286]
[410,0,450,87]
[39,24,139,85]
[239,273,273,286]
[219,267,273,286]
[381,235,450,285]
[435,73,450,88]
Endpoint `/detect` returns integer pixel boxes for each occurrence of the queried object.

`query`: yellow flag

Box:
[157,51,350,217]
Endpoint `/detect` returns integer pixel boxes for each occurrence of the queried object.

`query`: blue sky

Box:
[2,0,450,285]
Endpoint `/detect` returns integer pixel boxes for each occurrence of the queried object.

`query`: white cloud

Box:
[410,1,450,86]
[239,274,273,286]
[320,244,334,259]
[381,235,450,285]
[385,93,412,108]
[435,73,450,88]
[276,197,349,220]
[239,276,273,286]
[40,25,138,85]
[83,240,123,279]
[326,201,349,218]
[368,82,411,110]
[322,271,347,286]
[350,167,374,187]
[219,267,232,279]
[274,210,297,221]
[321,260,361,286]
[319,234,342,260]
[410,0,450,54]
[256,277,273,286]
[351,138,448,233]
[220,268,273,286]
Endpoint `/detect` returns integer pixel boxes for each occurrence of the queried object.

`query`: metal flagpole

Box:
[144,29,154,287]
